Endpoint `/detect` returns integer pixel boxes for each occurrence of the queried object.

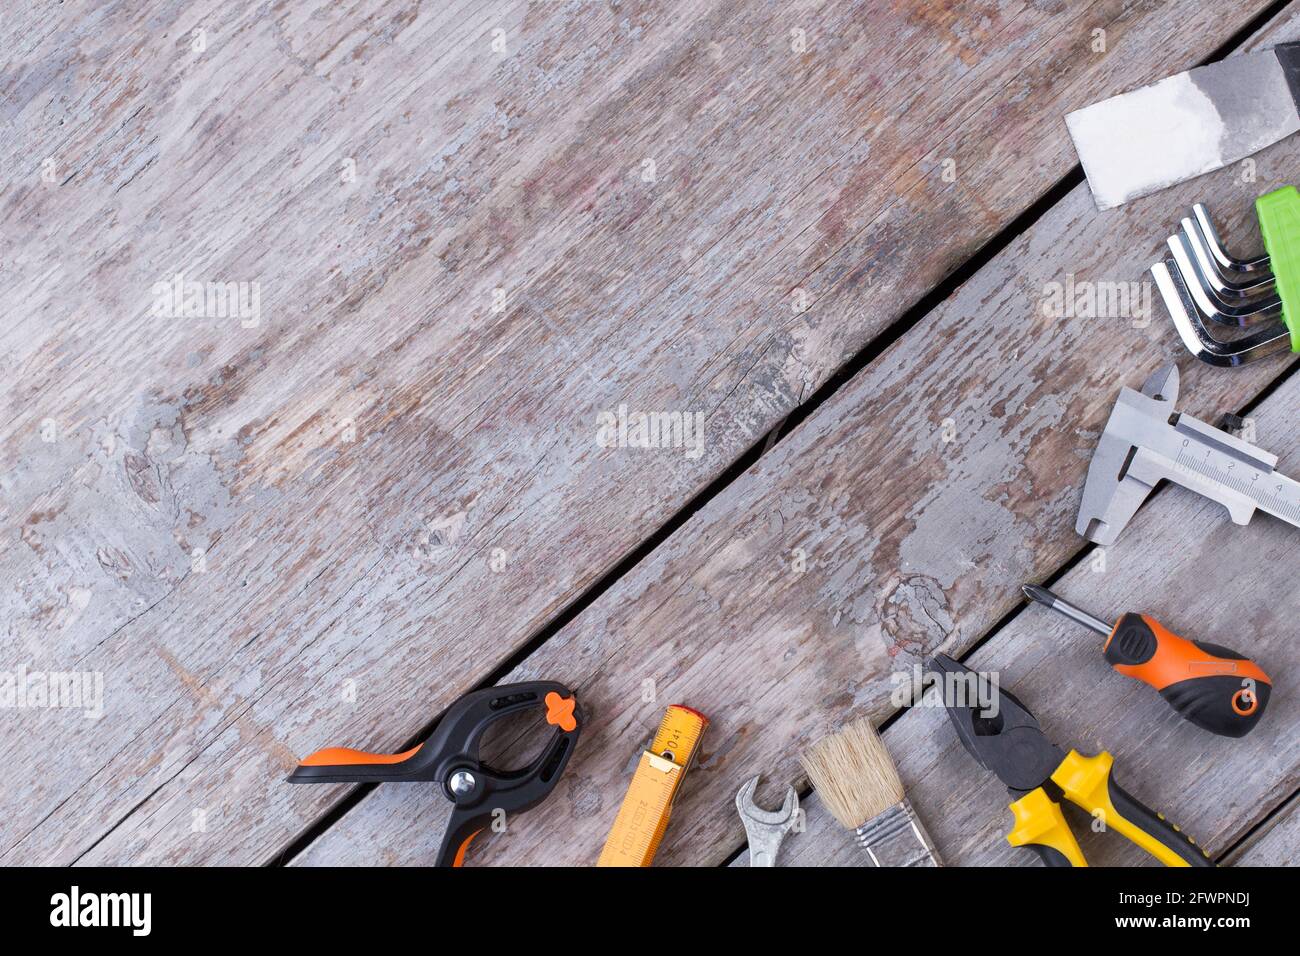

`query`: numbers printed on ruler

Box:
[1175,440,1300,525]
[1078,366,1300,545]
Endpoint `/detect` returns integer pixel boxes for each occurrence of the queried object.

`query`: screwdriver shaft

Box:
[1022,584,1112,637]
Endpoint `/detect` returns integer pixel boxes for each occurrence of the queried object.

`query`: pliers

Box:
[930,654,1213,867]
[288,681,582,866]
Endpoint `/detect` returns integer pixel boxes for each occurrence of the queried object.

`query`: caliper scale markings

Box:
[1078,364,1300,545]
[1173,445,1300,525]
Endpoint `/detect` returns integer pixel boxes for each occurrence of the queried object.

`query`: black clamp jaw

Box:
[288,680,583,866]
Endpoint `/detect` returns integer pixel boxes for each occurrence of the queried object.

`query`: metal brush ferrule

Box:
[854,799,942,867]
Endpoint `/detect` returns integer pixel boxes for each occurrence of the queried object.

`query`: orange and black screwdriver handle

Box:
[1023,586,1270,739]
[1103,614,1270,738]
[287,681,582,866]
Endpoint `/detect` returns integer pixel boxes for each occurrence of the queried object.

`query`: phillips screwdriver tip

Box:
[1021,583,1112,636]
[1022,583,1054,606]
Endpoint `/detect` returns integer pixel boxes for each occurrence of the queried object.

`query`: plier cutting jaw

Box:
[929,654,1213,868]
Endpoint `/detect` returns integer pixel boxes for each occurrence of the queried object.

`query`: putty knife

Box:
[1067,43,1300,210]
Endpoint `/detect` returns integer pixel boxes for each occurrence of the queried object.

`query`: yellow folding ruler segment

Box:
[597,704,708,867]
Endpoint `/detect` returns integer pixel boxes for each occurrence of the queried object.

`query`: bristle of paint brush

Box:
[800,718,942,867]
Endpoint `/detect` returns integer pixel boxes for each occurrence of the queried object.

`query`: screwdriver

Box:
[1022,584,1271,738]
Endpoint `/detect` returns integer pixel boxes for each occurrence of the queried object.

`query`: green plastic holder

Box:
[1255,185,1300,353]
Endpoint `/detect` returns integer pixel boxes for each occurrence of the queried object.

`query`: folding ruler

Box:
[597,704,708,866]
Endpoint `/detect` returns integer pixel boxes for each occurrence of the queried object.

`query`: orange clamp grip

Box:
[299,744,422,767]
[452,829,482,867]
[545,692,578,732]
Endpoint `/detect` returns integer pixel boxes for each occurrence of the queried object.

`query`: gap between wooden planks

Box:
[291,7,1300,867]
[0,0,1283,864]
[1228,791,1300,866]
[774,368,1299,866]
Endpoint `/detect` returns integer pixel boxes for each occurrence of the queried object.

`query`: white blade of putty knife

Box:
[1066,43,1300,210]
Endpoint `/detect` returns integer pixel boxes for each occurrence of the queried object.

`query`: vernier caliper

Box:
[1077,364,1300,545]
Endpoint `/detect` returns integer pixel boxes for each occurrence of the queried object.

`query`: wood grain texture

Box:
[1229,796,1299,867]
[772,367,1300,866]
[297,9,1300,866]
[0,0,1284,865]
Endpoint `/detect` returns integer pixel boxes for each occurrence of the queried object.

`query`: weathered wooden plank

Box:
[1227,795,1299,867]
[774,369,1299,866]
[0,0,1277,864]
[297,9,1300,866]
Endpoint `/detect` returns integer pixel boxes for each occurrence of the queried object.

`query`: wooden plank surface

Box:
[773,371,1299,866]
[296,10,1300,867]
[1229,796,1299,867]
[1,0,1289,866]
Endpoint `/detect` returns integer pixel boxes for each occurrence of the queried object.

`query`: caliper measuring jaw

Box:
[1077,364,1286,545]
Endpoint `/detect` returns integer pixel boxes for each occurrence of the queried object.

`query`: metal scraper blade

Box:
[1066,43,1300,210]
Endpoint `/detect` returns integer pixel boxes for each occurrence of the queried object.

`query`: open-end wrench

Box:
[735,775,799,867]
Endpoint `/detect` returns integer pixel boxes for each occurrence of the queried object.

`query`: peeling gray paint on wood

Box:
[297,10,1300,866]
[1,0,1290,866]
[299,161,1300,865]
[771,366,1300,866]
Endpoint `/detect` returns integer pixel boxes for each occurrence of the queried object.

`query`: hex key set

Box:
[1153,189,1300,366]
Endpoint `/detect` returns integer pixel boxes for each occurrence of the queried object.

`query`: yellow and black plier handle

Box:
[1007,751,1213,867]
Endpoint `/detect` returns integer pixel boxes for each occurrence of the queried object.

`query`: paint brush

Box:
[800,718,942,867]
